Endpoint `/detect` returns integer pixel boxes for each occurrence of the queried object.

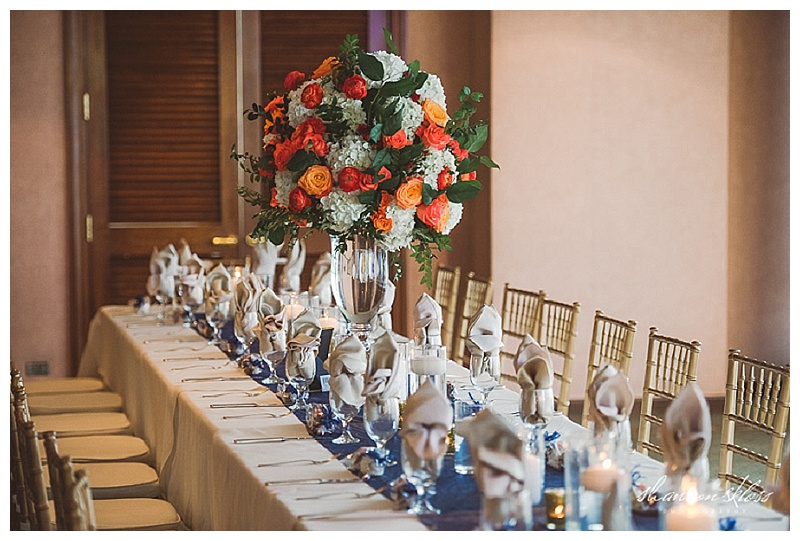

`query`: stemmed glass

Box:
[401,438,444,515]
[329,398,361,444]
[363,395,399,465]
[205,298,231,347]
[233,324,257,367]
[147,275,175,321]
[469,352,501,405]
[262,351,285,385]
[181,288,203,329]
[285,356,314,411]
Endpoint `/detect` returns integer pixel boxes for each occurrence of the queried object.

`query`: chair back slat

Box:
[533,297,580,414]
[432,265,461,354]
[499,284,545,386]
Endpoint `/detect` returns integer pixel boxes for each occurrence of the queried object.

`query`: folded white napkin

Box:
[308,252,332,306]
[463,409,527,499]
[286,333,320,381]
[280,239,306,292]
[324,334,366,409]
[515,334,555,425]
[587,365,634,434]
[413,293,443,346]
[372,280,396,333]
[660,382,712,478]
[205,263,234,304]
[250,237,282,281]
[400,379,452,463]
[362,330,404,400]
[146,245,178,299]
[291,308,322,341]
[467,305,504,368]
[179,253,206,307]
[178,238,194,266]
[233,274,263,341]
[257,289,286,356]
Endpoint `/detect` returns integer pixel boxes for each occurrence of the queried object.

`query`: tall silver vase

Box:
[329,234,388,350]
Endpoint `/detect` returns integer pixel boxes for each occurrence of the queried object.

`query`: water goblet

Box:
[469,352,501,405]
[364,395,399,466]
[329,396,361,444]
[205,298,231,347]
[401,438,444,515]
[285,358,314,411]
[233,326,257,367]
[262,351,285,385]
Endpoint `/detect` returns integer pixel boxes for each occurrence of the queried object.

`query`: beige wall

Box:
[728,11,790,366]
[491,11,731,399]
[10,11,72,377]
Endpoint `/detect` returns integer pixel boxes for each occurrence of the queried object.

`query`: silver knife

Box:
[181,376,252,383]
[265,477,362,486]
[233,436,312,444]
[210,403,284,409]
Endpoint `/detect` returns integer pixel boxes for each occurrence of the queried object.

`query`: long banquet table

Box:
[78,306,789,531]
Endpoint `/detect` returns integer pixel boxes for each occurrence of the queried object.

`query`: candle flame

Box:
[686,485,699,505]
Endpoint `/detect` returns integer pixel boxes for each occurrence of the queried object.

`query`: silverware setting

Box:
[209,402,284,409]
[233,436,312,444]
[163,356,224,362]
[265,477,362,486]
[201,389,265,398]
[258,453,342,468]
[143,337,207,344]
[157,345,212,352]
[222,411,292,420]
[296,486,386,502]
[171,364,225,371]
[181,376,252,383]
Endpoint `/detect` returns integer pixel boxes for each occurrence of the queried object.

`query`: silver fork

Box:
[258,453,342,468]
[296,485,386,502]
[202,389,265,398]
[170,364,225,371]
[222,411,292,420]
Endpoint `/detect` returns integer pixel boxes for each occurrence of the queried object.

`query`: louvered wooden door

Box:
[88,10,242,308]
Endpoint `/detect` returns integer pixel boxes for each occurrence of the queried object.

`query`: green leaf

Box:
[465,124,489,153]
[383,28,397,55]
[286,150,317,172]
[369,123,383,143]
[268,226,286,246]
[407,60,420,77]
[383,109,403,136]
[358,190,377,205]
[422,183,438,205]
[471,91,484,102]
[357,50,384,81]
[446,180,482,203]
[398,143,424,164]
[457,157,478,174]
[460,86,471,101]
[480,155,501,169]
[372,148,392,170]
[381,72,428,98]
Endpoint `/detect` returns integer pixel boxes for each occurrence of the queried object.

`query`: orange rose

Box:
[437,169,453,190]
[273,139,297,172]
[383,129,412,150]
[312,56,340,79]
[395,178,423,209]
[297,165,333,197]
[301,82,323,109]
[416,194,451,233]
[421,98,448,127]
[417,122,451,150]
[372,209,392,232]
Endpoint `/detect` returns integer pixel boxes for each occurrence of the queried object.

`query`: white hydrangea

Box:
[442,201,463,235]
[363,51,407,89]
[321,189,367,233]
[326,134,376,177]
[378,203,416,252]
[274,170,295,207]
[386,96,424,138]
[417,73,447,111]
[339,98,367,133]
[416,148,457,190]
[286,79,340,128]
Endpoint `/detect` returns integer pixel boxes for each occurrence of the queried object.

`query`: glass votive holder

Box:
[545,487,566,530]
[408,344,447,396]
[660,474,718,531]
[453,396,483,475]
[524,425,546,507]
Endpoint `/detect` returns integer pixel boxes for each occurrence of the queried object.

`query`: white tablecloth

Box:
[78,306,788,531]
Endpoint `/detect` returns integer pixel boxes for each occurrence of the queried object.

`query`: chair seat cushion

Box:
[27,391,123,415]
[25,377,106,395]
[49,498,183,530]
[39,435,151,464]
[32,412,132,437]
[46,462,162,500]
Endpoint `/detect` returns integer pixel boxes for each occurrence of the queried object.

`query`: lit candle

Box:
[545,487,566,529]
[525,453,543,505]
[318,315,339,331]
[580,457,621,492]
[285,302,305,321]
[665,482,716,531]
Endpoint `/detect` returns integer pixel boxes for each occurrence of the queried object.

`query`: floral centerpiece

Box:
[232,31,497,287]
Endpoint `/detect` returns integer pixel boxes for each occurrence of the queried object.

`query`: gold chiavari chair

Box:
[452,272,493,366]
[719,349,790,498]
[533,296,580,415]
[432,264,461,354]
[636,327,701,459]
[580,311,637,428]
[499,284,546,387]
[43,431,182,531]
[16,419,53,530]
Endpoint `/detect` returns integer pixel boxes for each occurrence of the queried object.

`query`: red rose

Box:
[448,139,469,160]
[300,82,323,109]
[459,171,477,181]
[273,139,297,172]
[284,71,306,91]
[288,187,312,213]
[377,166,392,183]
[269,187,280,208]
[383,129,412,150]
[359,173,378,191]
[437,169,453,190]
[417,122,451,151]
[357,123,371,140]
[416,194,451,233]
[338,167,362,193]
[342,74,368,100]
